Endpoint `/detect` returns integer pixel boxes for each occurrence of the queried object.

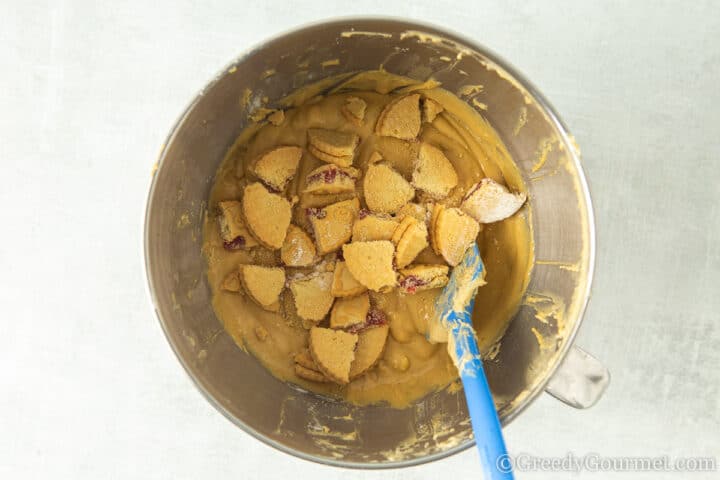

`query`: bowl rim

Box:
[142,15,596,470]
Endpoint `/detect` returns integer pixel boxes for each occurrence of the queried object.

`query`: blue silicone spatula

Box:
[430,243,514,479]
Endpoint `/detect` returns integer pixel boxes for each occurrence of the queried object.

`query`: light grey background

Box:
[1,1,718,479]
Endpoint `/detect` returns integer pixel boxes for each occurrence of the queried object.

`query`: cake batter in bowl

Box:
[144,18,606,467]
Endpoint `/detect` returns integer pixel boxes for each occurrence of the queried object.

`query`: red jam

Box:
[348,309,388,334]
[399,275,427,294]
[307,167,354,184]
[223,236,246,250]
[306,207,327,219]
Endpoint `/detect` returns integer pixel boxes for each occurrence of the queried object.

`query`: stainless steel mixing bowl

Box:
[144,18,608,468]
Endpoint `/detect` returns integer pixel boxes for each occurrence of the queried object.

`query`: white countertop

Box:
[2,1,719,479]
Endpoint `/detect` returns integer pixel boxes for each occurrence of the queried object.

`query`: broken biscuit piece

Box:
[367,151,383,165]
[398,264,449,294]
[460,178,527,223]
[242,182,292,250]
[422,97,444,123]
[240,265,285,311]
[330,293,370,329]
[391,216,429,268]
[347,308,388,333]
[300,191,357,209]
[267,109,285,126]
[251,146,302,191]
[396,202,427,223]
[429,203,444,255]
[433,207,480,266]
[351,211,399,242]
[309,327,358,384]
[342,241,397,292]
[217,200,259,250]
[290,272,335,322]
[331,261,368,297]
[350,324,389,379]
[307,128,359,167]
[308,145,354,167]
[294,349,331,382]
[375,94,421,140]
[391,215,419,247]
[294,349,319,370]
[221,269,241,292]
[295,364,330,383]
[342,96,367,125]
[281,225,316,267]
[412,143,458,199]
[307,128,359,157]
[303,164,359,195]
[308,198,360,255]
[363,163,415,214]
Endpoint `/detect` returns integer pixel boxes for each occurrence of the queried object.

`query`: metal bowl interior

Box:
[144,18,594,468]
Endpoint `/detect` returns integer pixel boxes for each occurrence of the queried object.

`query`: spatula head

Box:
[429,244,486,343]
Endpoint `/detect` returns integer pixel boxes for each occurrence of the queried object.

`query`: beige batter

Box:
[202,71,533,408]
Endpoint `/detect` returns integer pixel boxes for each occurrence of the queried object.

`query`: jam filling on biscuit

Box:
[223,236,246,250]
[399,275,427,294]
[306,207,327,219]
[347,309,388,334]
[306,166,354,184]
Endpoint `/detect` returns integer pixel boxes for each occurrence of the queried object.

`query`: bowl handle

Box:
[544,346,610,409]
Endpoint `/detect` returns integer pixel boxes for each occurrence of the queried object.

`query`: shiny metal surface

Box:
[144,18,599,468]
[545,346,610,409]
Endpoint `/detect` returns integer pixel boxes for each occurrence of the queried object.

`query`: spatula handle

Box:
[451,317,514,480]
